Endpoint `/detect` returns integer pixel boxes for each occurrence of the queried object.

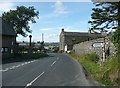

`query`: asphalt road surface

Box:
[2,53,98,87]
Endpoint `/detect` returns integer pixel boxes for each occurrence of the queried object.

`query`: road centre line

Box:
[51,61,56,66]
[25,72,45,87]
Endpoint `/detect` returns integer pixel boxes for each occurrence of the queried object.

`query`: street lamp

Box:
[29,35,32,47]
[29,35,32,54]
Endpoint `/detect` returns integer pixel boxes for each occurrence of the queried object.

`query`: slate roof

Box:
[0,17,16,36]
[62,31,103,37]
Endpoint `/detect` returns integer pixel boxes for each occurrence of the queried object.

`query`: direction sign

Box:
[92,42,104,48]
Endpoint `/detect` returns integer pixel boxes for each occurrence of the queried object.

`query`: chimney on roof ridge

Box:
[62,28,64,32]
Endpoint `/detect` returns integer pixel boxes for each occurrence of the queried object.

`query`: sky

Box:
[0,0,94,43]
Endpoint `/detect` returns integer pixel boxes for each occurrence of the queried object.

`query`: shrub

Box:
[69,52,119,86]
[86,53,99,63]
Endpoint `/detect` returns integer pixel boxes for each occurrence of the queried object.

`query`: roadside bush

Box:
[69,52,119,86]
[100,55,119,85]
[85,53,99,63]
[15,52,48,59]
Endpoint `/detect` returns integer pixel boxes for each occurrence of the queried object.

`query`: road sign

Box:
[92,42,104,48]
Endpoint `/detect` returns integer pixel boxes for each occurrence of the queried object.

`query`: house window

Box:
[11,42,14,45]
[1,47,9,53]
[11,49,13,53]
[5,48,8,52]
[1,48,4,53]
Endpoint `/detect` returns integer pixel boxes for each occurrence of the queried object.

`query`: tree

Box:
[88,2,120,53]
[2,6,39,37]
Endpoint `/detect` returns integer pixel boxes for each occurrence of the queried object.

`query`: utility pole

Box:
[103,37,106,62]
[101,30,107,63]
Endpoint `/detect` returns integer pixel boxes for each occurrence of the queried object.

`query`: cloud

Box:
[59,24,89,32]
[40,28,53,31]
[62,26,80,32]
[39,1,70,20]
[0,2,15,12]
[53,0,70,14]
[39,27,62,31]
[47,34,59,37]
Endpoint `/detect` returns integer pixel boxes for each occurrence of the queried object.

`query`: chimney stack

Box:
[62,28,64,32]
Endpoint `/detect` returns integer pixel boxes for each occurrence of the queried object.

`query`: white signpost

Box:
[92,42,104,48]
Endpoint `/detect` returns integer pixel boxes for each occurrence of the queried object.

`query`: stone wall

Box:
[73,37,116,59]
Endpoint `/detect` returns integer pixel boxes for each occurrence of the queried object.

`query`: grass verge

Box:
[69,51,119,86]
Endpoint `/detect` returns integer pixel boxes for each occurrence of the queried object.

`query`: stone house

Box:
[0,17,17,59]
[59,29,104,51]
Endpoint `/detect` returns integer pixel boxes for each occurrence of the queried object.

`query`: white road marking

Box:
[28,61,31,64]
[2,68,9,72]
[21,63,25,66]
[51,61,56,66]
[24,62,28,65]
[15,65,20,68]
[2,60,38,72]
[10,66,16,69]
[31,61,34,63]
[17,65,21,67]
[25,72,45,87]
[9,68,14,70]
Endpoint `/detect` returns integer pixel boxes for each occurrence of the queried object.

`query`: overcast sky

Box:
[0,0,94,42]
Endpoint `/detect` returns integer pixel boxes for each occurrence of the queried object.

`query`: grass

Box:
[69,52,119,86]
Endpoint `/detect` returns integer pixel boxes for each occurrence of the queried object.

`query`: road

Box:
[2,53,97,87]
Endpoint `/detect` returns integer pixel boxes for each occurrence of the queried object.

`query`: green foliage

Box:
[88,2,118,31]
[2,6,39,37]
[15,52,48,59]
[84,53,99,63]
[89,2,120,54]
[17,46,28,53]
[112,26,120,54]
[69,52,119,86]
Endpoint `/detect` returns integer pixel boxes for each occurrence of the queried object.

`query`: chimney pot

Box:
[62,28,64,32]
